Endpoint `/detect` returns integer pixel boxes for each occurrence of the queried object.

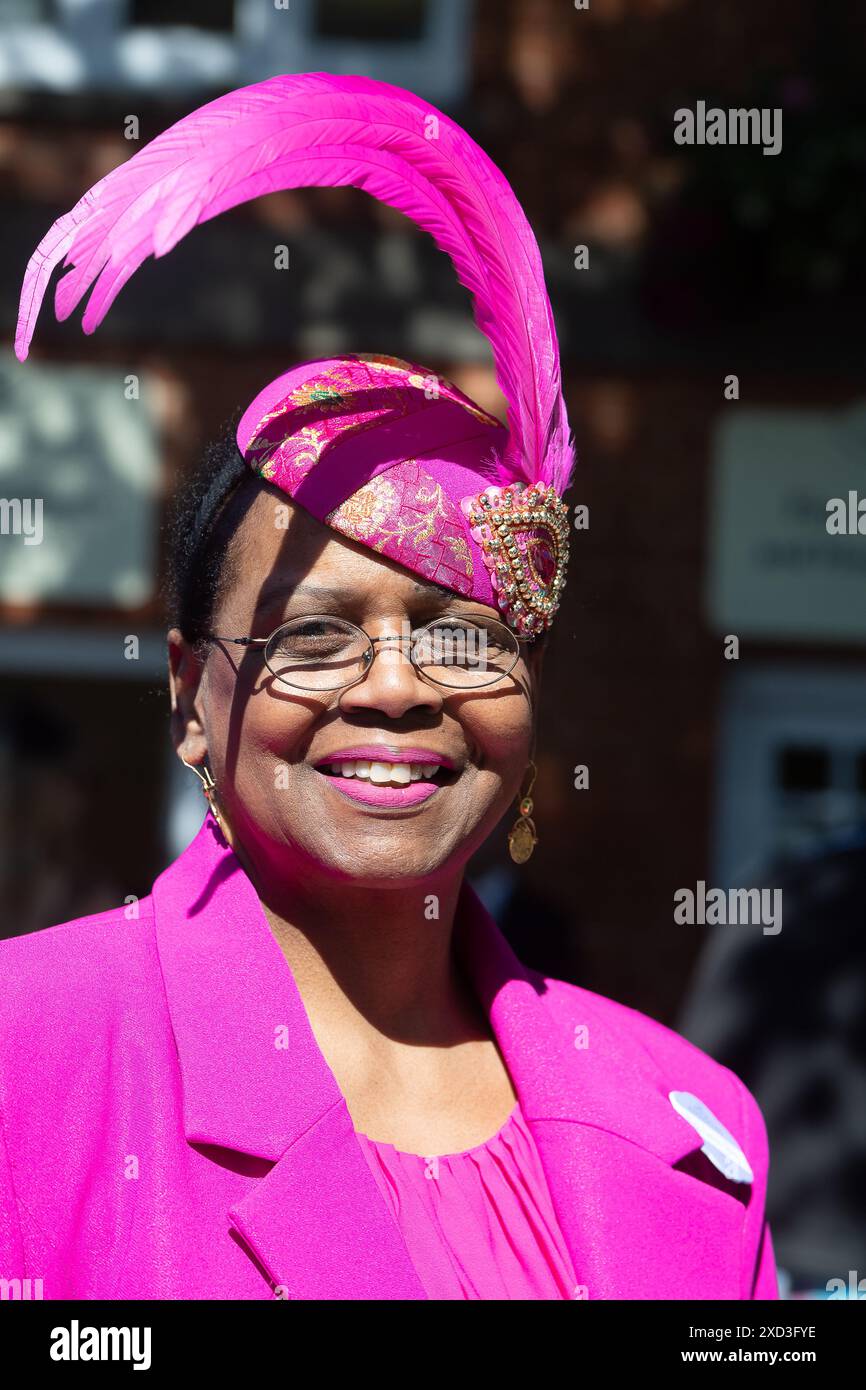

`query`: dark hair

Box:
[163,420,264,648]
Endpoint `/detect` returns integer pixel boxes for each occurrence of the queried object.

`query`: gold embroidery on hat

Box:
[465,482,569,636]
[326,475,399,539]
[326,467,474,585]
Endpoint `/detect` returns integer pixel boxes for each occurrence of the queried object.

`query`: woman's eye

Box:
[268,619,362,663]
[292,620,337,638]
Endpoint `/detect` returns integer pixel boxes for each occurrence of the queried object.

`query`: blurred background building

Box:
[1,0,865,1296]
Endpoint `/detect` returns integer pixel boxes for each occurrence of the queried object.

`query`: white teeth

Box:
[323,757,445,786]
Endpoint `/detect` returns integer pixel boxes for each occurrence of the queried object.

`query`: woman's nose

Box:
[338,634,443,719]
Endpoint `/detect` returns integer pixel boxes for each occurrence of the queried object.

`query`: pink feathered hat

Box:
[15,73,574,635]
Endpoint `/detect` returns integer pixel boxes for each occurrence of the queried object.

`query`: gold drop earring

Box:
[508,760,538,864]
[181,756,224,833]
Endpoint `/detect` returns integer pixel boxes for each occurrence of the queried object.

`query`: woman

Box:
[2,74,777,1300]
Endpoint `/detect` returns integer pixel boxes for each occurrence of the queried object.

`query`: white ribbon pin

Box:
[668,1090,754,1184]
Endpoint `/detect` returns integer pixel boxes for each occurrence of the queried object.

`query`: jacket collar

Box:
[153,813,343,1159]
[152,814,697,1164]
[152,814,728,1298]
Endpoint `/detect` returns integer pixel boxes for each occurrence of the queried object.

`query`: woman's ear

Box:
[167,628,209,766]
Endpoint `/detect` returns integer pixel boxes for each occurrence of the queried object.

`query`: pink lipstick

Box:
[312,745,457,809]
[323,778,441,807]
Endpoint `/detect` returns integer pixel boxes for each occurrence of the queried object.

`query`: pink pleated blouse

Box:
[354,1101,578,1300]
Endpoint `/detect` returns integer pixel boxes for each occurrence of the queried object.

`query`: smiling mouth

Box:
[313,757,458,807]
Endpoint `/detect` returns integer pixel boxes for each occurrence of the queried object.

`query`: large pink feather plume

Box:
[15,72,574,494]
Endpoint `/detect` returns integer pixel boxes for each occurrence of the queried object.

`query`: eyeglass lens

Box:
[263,616,518,691]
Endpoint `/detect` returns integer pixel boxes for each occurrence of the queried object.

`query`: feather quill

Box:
[15,72,573,493]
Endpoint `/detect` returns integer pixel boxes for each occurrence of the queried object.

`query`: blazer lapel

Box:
[455,883,751,1299]
[226,1101,428,1299]
[153,815,741,1300]
[152,815,427,1299]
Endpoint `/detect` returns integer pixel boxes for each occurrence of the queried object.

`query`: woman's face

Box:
[169,483,543,890]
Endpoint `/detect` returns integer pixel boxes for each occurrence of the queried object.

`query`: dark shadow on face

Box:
[211,480,540,781]
[217,483,332,795]
[197,480,542,885]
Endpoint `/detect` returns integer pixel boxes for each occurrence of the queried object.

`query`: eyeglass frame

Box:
[204,612,534,693]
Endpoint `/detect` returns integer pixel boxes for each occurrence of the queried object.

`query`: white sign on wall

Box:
[707,404,866,643]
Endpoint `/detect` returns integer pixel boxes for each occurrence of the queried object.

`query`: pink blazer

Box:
[0,815,778,1300]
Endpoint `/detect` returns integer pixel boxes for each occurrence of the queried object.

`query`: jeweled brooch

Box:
[461,482,570,636]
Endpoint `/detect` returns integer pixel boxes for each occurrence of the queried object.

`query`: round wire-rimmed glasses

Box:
[206,613,527,692]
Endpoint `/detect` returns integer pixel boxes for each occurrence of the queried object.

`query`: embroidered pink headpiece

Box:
[15,73,575,635]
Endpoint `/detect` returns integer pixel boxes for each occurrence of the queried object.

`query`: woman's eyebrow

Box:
[254,577,458,611]
[254,579,347,610]
[414,579,455,602]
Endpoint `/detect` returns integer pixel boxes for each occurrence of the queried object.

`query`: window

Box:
[0,639,170,940]
[0,1,52,19]
[314,0,428,43]
[128,0,235,31]
[0,0,471,103]
[777,746,830,794]
[714,666,866,883]
[0,357,161,610]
